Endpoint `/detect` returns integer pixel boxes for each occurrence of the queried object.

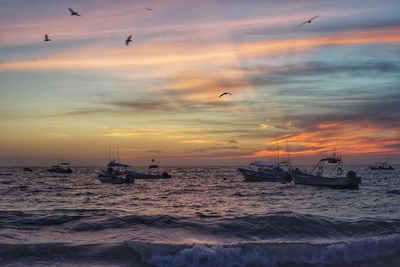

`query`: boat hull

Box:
[98,175,133,184]
[369,166,394,170]
[290,172,361,189]
[47,169,72,173]
[238,168,290,182]
[126,170,171,179]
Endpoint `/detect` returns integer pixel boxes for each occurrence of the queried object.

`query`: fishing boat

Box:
[126,158,171,179]
[289,154,361,189]
[47,162,73,173]
[238,139,292,182]
[126,169,171,179]
[238,161,291,182]
[23,167,33,172]
[148,159,159,169]
[98,160,134,184]
[369,161,394,170]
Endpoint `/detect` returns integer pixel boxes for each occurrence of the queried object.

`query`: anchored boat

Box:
[47,162,73,173]
[238,161,291,182]
[238,139,292,182]
[126,170,171,179]
[369,161,394,170]
[126,159,171,179]
[289,154,361,189]
[98,160,134,184]
[148,159,159,169]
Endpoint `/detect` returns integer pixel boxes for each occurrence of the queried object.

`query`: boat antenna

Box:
[286,139,291,165]
[276,139,280,164]
[333,138,338,156]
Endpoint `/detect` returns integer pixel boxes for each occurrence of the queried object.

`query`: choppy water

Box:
[0,166,399,267]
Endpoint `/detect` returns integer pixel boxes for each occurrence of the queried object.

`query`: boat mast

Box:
[333,138,338,156]
[276,139,280,165]
[286,139,291,166]
[108,146,111,161]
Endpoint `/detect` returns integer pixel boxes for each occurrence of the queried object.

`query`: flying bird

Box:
[299,15,319,27]
[125,35,133,46]
[146,7,153,11]
[68,8,81,16]
[44,34,51,42]
[219,92,232,98]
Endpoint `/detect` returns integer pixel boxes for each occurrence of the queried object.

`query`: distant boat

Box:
[126,169,171,179]
[238,161,291,182]
[48,162,72,173]
[23,167,33,172]
[148,159,159,169]
[124,158,171,179]
[238,139,292,182]
[289,154,361,189]
[98,160,134,184]
[369,161,394,170]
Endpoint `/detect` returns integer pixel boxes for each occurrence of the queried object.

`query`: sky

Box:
[0,0,399,166]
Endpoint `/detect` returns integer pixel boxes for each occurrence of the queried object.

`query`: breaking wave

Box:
[1,234,399,267]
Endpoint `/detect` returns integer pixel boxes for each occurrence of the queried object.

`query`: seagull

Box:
[44,34,51,42]
[219,92,232,98]
[299,15,319,27]
[68,8,81,16]
[146,7,153,11]
[125,35,133,46]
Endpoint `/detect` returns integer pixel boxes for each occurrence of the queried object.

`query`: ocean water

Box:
[0,166,399,267]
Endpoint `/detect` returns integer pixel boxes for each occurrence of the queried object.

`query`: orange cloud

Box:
[239,121,400,159]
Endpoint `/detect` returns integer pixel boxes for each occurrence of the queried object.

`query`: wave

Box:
[1,210,400,240]
[1,234,400,267]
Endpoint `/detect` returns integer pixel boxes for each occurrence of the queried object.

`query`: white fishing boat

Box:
[238,140,291,182]
[289,154,361,189]
[98,160,134,184]
[48,162,73,173]
[98,147,134,184]
[126,159,171,179]
[369,161,394,170]
[126,169,171,179]
[238,161,291,182]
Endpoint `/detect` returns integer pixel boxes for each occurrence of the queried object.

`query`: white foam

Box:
[128,234,400,267]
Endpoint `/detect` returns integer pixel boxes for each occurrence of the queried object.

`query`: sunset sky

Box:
[1,0,399,166]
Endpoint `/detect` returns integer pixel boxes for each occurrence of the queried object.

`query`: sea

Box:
[0,166,399,267]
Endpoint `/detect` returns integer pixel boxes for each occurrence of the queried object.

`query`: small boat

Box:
[369,161,394,170]
[126,170,171,179]
[23,167,33,172]
[148,159,159,169]
[238,161,291,182]
[289,154,361,189]
[47,162,73,173]
[98,160,134,184]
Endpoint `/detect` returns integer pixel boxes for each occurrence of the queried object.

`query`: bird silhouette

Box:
[146,7,153,11]
[299,15,319,27]
[68,8,81,16]
[44,34,51,42]
[219,92,232,98]
[125,35,133,46]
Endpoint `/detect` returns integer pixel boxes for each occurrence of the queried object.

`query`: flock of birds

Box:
[43,8,320,99]
[43,7,153,45]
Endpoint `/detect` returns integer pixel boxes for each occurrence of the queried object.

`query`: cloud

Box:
[44,132,69,138]
[9,108,109,119]
[2,26,400,72]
